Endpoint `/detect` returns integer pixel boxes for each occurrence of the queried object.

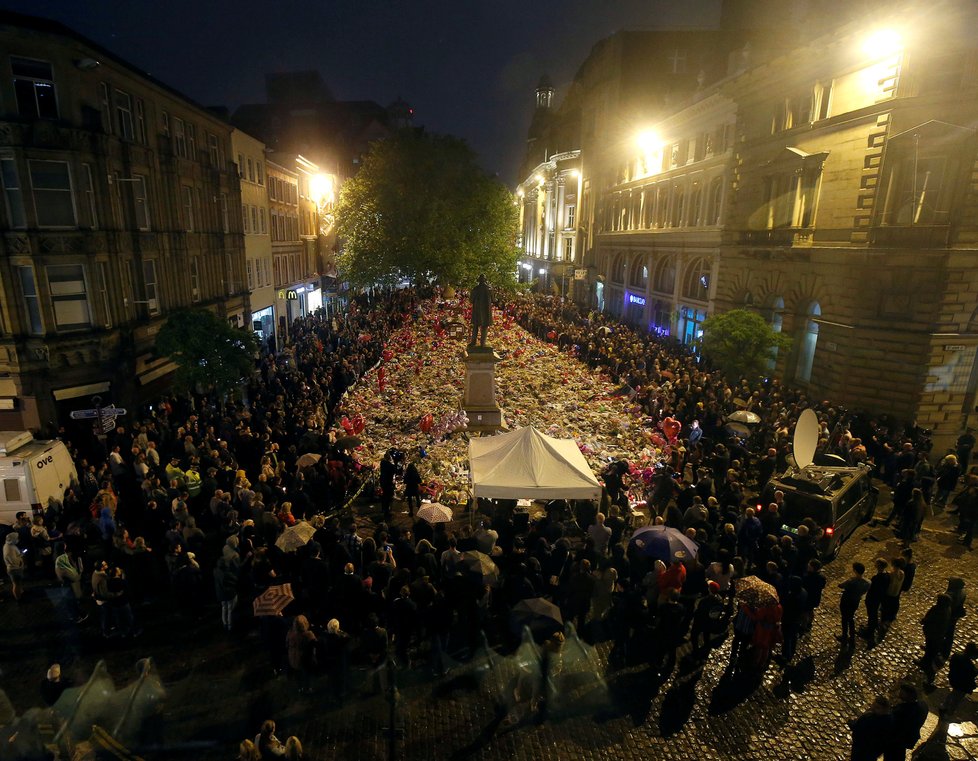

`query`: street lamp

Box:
[862,29,902,58]
[635,130,661,154]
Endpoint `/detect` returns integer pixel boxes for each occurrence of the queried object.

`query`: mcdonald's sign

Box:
[277,289,299,300]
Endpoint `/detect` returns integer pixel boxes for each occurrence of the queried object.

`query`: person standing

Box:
[848,696,892,761]
[861,558,889,646]
[955,429,975,475]
[942,577,967,660]
[838,562,870,650]
[878,557,905,641]
[933,454,960,511]
[884,683,927,761]
[587,513,612,557]
[919,594,953,685]
[403,459,422,517]
[940,642,978,718]
[3,533,26,601]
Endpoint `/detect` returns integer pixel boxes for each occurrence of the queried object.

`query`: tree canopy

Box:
[336,130,519,289]
[155,309,258,396]
[699,309,792,381]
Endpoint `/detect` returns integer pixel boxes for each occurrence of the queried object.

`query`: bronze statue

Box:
[469,274,492,348]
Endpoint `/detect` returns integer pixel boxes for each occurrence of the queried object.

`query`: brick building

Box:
[0,11,247,431]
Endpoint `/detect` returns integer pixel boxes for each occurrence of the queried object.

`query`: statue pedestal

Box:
[462,347,505,432]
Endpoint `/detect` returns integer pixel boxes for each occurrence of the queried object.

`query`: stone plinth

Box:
[462,347,505,432]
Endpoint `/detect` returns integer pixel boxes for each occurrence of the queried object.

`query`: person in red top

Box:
[657,554,687,603]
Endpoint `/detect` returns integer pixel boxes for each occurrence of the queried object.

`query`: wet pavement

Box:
[1,495,976,761]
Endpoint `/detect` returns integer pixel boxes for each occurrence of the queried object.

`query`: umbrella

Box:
[597,326,612,335]
[727,410,761,424]
[275,521,317,552]
[629,525,699,564]
[252,583,295,616]
[734,576,779,607]
[510,597,563,639]
[296,452,321,469]
[459,551,500,586]
[334,436,362,450]
[417,502,454,524]
[725,422,751,437]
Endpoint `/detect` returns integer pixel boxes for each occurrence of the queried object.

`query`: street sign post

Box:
[70,396,127,439]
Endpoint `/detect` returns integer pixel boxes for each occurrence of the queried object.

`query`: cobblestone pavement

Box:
[2,494,977,761]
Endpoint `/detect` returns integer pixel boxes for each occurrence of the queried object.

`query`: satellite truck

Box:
[0,431,77,527]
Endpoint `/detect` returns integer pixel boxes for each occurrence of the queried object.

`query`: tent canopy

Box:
[469,426,601,500]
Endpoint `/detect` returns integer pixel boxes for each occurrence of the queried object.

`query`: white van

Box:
[0,431,78,527]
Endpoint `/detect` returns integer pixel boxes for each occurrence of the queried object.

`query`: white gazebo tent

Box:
[468,426,602,500]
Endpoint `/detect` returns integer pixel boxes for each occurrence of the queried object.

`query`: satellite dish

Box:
[794,409,819,469]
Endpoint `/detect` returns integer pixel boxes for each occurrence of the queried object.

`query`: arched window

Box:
[629,258,649,288]
[682,258,711,301]
[688,184,703,227]
[609,252,626,283]
[655,186,671,228]
[707,176,723,225]
[671,186,686,227]
[652,257,677,294]
[795,301,821,383]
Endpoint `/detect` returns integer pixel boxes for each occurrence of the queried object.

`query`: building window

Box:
[259,207,266,234]
[670,186,686,227]
[208,134,219,166]
[256,161,263,185]
[15,266,42,334]
[29,159,75,228]
[566,204,576,229]
[161,110,170,137]
[682,258,711,301]
[767,296,785,370]
[143,260,160,315]
[764,167,820,228]
[182,185,194,231]
[81,163,97,229]
[189,257,201,303]
[1,157,27,229]
[247,158,254,182]
[172,118,186,158]
[795,301,821,383]
[115,89,134,141]
[99,82,112,134]
[187,123,197,161]
[881,154,950,226]
[564,237,574,261]
[220,193,229,233]
[653,257,677,294]
[242,205,249,234]
[47,264,92,331]
[707,177,723,225]
[132,174,150,230]
[96,261,111,328]
[134,98,147,143]
[688,184,703,227]
[251,205,258,232]
[12,57,58,119]
[669,48,687,74]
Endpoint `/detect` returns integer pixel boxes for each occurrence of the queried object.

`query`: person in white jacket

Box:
[3,533,26,601]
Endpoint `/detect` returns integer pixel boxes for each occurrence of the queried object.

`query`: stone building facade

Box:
[521,0,978,449]
[0,11,247,431]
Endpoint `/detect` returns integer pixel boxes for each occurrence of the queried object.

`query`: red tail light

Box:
[824,526,835,536]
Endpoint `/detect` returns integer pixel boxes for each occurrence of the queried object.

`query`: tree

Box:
[699,309,792,381]
[155,309,258,396]
[336,130,519,289]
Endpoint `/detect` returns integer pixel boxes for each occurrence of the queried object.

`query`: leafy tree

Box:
[155,309,258,396]
[699,309,792,381]
[336,130,519,290]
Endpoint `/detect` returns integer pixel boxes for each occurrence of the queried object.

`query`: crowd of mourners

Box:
[2,290,977,761]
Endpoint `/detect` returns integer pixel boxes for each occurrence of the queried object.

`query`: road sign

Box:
[70,406,126,421]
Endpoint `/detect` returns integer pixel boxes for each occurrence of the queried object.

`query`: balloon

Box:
[341,416,354,435]
[382,349,394,363]
[420,413,434,433]
[352,414,366,435]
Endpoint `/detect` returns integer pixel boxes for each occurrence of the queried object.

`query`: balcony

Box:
[736,228,814,247]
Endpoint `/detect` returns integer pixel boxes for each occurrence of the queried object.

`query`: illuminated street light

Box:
[570,169,580,179]
[862,29,902,58]
[310,173,335,205]
[535,174,544,185]
[635,130,661,154]
[517,188,525,198]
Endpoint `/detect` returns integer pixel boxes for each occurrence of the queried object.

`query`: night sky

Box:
[1,0,720,183]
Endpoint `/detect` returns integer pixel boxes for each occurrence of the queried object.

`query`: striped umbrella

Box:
[252,583,294,617]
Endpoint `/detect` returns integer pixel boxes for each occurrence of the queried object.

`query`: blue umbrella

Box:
[629,525,699,564]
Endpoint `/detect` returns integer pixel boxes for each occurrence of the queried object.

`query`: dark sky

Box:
[2,0,720,183]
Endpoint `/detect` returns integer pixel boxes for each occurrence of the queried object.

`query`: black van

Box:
[763,464,878,561]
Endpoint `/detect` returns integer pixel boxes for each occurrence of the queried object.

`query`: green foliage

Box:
[155,309,258,396]
[336,130,520,290]
[699,309,792,381]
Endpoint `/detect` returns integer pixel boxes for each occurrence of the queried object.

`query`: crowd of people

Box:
[2,289,977,761]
